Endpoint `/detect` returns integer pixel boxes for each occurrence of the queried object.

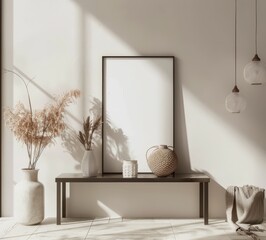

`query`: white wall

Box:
[2,0,266,218]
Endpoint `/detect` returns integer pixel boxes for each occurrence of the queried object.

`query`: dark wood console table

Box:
[55,173,210,225]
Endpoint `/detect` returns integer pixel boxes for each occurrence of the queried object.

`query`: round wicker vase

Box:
[146,145,177,177]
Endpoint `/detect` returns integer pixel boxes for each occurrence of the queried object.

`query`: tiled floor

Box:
[0,218,265,240]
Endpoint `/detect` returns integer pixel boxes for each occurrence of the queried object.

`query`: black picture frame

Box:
[102,56,175,174]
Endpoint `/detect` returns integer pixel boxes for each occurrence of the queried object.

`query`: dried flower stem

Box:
[77,115,102,150]
[4,69,33,114]
[4,70,80,169]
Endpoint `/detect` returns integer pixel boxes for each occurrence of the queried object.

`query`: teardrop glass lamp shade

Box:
[244,54,266,85]
[225,86,246,113]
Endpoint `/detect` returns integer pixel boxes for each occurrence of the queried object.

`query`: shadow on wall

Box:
[71,0,266,174]
[174,58,191,173]
[91,97,130,172]
[11,0,266,219]
[69,0,265,218]
[77,1,191,173]
[8,68,129,174]
[13,66,81,124]
[71,0,207,174]
[104,117,130,172]
[61,124,103,171]
[12,66,179,175]
[10,67,100,171]
[61,127,84,170]
[60,97,130,172]
[14,64,190,175]
[61,97,103,170]
[68,178,226,218]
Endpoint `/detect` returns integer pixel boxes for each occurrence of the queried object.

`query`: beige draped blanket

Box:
[226,185,265,240]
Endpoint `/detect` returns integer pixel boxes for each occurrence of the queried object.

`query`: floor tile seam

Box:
[26,232,32,240]
[3,230,37,239]
[25,224,42,240]
[91,217,110,224]
[83,219,94,240]
[0,222,17,239]
[5,222,53,239]
[27,230,91,240]
[170,221,179,236]
[170,222,177,240]
[31,227,92,235]
[88,227,174,234]
[86,232,178,236]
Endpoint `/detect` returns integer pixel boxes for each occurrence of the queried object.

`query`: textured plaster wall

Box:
[2,0,266,218]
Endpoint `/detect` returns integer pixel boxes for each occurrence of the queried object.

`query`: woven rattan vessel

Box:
[146,145,177,177]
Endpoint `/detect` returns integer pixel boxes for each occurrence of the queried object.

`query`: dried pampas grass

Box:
[4,70,80,169]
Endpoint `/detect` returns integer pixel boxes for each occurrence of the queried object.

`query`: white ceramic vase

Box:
[14,169,44,225]
[81,150,98,177]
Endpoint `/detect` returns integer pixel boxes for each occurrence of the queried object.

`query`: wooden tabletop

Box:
[55,173,210,183]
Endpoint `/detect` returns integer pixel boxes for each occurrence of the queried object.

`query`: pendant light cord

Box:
[235,0,237,86]
[255,0,258,54]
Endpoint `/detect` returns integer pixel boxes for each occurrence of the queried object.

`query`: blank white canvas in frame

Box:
[103,57,174,173]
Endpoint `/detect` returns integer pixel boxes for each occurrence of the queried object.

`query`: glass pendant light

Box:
[243,0,266,85]
[225,86,246,113]
[225,0,246,113]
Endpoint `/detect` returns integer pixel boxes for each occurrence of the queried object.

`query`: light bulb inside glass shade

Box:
[244,59,266,85]
[225,90,246,113]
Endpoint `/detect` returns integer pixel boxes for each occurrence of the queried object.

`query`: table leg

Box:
[199,182,203,218]
[62,182,66,218]
[204,182,209,225]
[56,182,61,225]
